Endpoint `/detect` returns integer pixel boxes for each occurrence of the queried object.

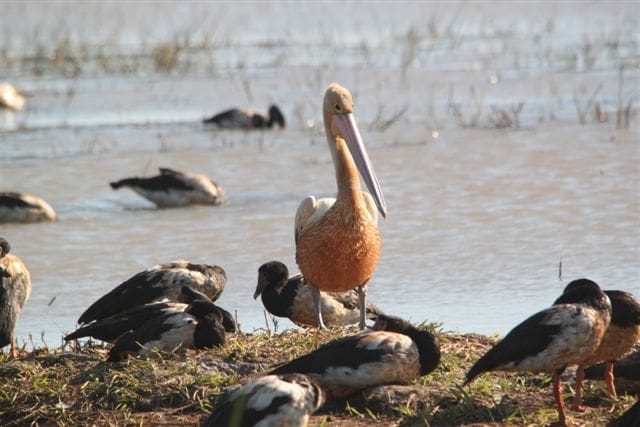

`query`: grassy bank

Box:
[1,324,636,426]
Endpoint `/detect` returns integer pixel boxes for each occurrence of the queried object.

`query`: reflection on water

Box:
[0,2,638,347]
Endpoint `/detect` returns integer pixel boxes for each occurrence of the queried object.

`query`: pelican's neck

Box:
[328,134,363,208]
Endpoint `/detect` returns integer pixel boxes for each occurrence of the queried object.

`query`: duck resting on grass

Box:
[0,192,57,223]
[0,238,32,358]
[270,314,440,399]
[110,167,227,208]
[203,104,286,129]
[65,285,237,342]
[65,302,187,343]
[552,280,640,411]
[254,260,384,328]
[107,310,225,362]
[202,373,324,427]
[177,285,237,333]
[295,83,387,330]
[463,279,612,427]
[77,260,226,325]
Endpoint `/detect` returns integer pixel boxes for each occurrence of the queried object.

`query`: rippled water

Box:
[1,2,638,347]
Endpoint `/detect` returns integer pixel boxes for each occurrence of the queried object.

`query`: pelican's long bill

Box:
[334,113,387,218]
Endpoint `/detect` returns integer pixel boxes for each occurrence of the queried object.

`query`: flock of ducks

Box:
[0,96,282,219]
[1,83,639,426]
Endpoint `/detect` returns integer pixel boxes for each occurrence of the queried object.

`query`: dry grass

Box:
[1,326,637,426]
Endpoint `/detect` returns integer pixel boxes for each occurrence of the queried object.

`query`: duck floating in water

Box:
[202,373,324,427]
[0,238,32,358]
[203,104,285,129]
[0,83,26,111]
[77,260,226,325]
[107,310,225,362]
[110,167,227,208]
[254,261,384,328]
[0,192,57,223]
[270,314,440,399]
[295,83,386,330]
[464,279,612,427]
[552,280,640,411]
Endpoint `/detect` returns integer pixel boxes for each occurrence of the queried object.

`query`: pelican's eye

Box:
[335,103,342,113]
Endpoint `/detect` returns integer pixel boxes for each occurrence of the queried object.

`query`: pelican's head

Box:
[323,83,387,218]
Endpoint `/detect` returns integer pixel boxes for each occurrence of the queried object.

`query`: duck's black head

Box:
[554,278,612,314]
[194,313,226,349]
[187,300,220,319]
[372,314,441,376]
[268,105,286,128]
[278,373,325,412]
[606,290,640,327]
[372,313,414,333]
[254,261,289,299]
[179,285,211,304]
[0,238,10,257]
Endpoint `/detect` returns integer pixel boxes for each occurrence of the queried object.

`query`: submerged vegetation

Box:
[1,325,636,426]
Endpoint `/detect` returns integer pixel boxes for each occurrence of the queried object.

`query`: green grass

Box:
[0,328,637,426]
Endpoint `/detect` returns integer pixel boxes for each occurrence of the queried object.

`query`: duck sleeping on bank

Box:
[110,167,227,208]
[107,310,225,362]
[202,373,324,427]
[270,314,440,399]
[254,261,384,328]
[203,104,285,130]
[77,260,227,325]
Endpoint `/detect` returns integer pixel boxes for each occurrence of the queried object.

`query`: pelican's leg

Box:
[553,370,568,427]
[357,284,367,330]
[570,365,588,411]
[311,287,327,330]
[604,361,617,399]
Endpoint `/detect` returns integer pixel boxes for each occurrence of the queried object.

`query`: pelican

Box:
[0,238,32,358]
[110,167,227,208]
[0,192,57,223]
[464,279,611,427]
[553,281,640,411]
[295,83,386,330]
[203,104,286,129]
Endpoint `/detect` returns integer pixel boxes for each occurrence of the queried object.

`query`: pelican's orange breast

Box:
[296,203,381,293]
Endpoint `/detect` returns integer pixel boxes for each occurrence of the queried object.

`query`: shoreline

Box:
[1,326,637,426]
